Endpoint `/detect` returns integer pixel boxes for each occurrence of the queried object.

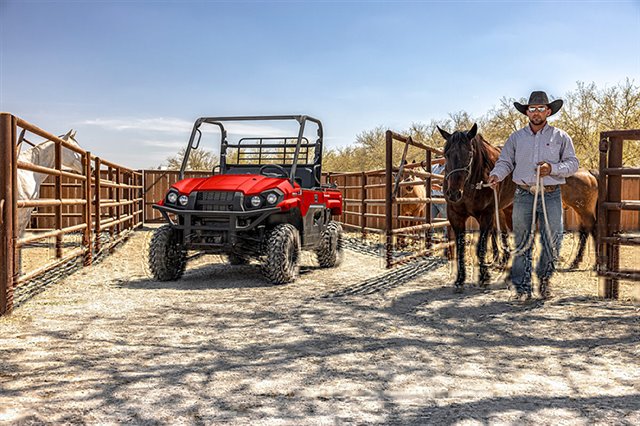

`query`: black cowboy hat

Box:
[514,91,563,116]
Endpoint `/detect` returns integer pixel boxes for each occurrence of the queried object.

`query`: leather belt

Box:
[518,184,559,193]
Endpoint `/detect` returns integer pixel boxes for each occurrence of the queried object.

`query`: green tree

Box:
[163,147,219,171]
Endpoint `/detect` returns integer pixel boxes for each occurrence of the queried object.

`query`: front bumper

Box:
[153,204,280,249]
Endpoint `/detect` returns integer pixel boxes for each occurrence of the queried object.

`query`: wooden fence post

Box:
[0,113,15,315]
[385,130,393,268]
[360,171,367,238]
[83,152,93,266]
[600,136,623,298]
[94,158,102,254]
[115,167,121,238]
[425,150,432,250]
[54,141,63,258]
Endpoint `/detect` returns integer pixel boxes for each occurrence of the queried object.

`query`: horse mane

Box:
[470,134,500,186]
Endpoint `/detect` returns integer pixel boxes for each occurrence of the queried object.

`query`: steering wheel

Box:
[259,164,289,178]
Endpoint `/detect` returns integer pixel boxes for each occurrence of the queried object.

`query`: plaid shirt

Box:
[490,123,579,186]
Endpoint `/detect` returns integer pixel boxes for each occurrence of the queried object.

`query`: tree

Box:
[555,79,640,168]
[322,80,639,172]
[163,147,219,171]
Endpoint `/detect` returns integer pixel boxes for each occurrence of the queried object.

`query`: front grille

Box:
[195,191,242,211]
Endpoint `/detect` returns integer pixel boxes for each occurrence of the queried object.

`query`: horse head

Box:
[438,123,477,204]
[60,129,85,174]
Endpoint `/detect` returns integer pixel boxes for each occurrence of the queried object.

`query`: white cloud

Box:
[82,117,193,133]
[141,140,187,149]
[81,117,304,139]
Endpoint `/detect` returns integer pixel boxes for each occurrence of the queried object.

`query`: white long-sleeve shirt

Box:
[490,123,579,186]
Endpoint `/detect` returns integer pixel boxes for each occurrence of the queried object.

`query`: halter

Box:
[444,140,475,184]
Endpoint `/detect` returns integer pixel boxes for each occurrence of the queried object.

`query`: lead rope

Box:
[476,165,558,258]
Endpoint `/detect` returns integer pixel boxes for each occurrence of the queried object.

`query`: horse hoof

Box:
[453,286,464,294]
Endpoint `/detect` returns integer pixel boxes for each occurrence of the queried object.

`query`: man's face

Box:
[526,104,551,125]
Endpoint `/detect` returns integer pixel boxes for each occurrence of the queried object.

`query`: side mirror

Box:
[191,129,202,149]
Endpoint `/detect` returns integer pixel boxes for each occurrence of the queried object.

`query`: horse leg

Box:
[569,228,588,270]
[490,228,500,266]
[498,210,511,270]
[477,219,492,287]
[454,230,466,293]
[499,231,510,270]
[591,226,598,271]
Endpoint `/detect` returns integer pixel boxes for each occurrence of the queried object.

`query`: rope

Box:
[476,165,559,258]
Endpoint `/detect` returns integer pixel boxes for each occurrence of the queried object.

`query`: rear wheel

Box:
[261,224,300,284]
[315,221,344,268]
[148,225,186,281]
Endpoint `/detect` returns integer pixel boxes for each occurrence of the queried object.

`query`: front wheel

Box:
[261,224,301,284]
[228,253,250,265]
[148,225,186,281]
[315,221,343,268]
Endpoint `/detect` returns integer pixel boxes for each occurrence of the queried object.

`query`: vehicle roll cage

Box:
[180,115,324,187]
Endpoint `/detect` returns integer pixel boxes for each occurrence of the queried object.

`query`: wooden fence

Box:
[596,129,640,299]
[0,114,143,315]
[3,116,639,313]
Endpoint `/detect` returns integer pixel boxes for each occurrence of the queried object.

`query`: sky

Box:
[1,0,639,169]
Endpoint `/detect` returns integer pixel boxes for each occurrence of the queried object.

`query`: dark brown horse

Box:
[439,124,599,293]
[438,124,516,292]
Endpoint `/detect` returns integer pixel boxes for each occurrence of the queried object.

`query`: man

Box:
[488,91,579,303]
[430,156,447,220]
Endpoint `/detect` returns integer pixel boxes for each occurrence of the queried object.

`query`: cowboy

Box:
[487,91,579,303]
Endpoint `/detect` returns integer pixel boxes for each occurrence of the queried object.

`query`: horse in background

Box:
[561,169,599,269]
[16,130,84,236]
[438,124,515,292]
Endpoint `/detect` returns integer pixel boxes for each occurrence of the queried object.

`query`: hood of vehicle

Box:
[172,174,296,195]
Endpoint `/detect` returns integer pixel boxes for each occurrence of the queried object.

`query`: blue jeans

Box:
[511,186,563,294]
[431,202,447,219]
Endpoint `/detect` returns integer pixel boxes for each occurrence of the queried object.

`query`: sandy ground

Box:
[1,226,639,425]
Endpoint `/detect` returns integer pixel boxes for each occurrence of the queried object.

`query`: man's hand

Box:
[537,161,552,177]
[487,175,500,188]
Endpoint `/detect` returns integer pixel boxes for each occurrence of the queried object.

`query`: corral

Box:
[0,115,639,424]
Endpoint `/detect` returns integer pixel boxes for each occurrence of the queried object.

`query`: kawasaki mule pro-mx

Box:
[149,115,344,284]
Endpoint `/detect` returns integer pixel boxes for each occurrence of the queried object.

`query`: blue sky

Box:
[1,0,639,169]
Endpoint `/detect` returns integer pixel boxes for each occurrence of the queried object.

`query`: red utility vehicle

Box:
[149,115,343,284]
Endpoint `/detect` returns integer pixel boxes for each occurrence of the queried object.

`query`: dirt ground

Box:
[1,226,639,425]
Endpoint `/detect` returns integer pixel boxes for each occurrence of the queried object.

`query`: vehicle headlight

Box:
[178,195,189,206]
[250,195,262,207]
[167,192,178,204]
[266,193,278,205]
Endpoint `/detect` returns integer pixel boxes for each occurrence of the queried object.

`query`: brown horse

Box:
[561,169,598,269]
[438,124,516,292]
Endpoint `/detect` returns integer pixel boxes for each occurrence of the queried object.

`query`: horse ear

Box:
[70,129,77,139]
[437,126,451,140]
[467,123,478,140]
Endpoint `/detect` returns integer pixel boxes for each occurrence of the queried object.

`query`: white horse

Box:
[16,130,84,237]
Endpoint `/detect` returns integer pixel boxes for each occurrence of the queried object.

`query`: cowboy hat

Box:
[514,91,563,116]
